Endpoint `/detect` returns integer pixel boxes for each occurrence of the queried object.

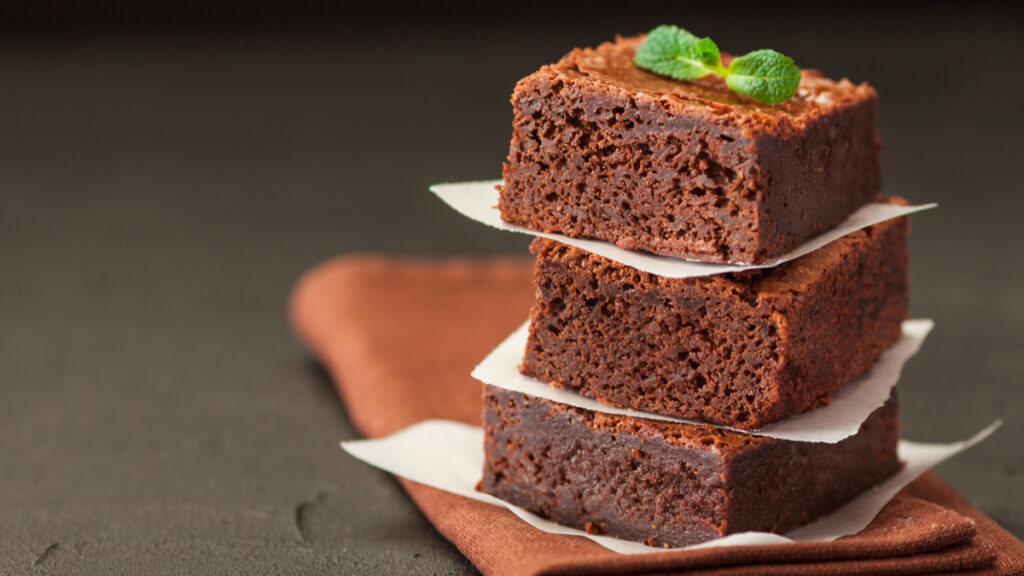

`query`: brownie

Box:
[521,210,909,429]
[481,385,902,548]
[500,34,881,264]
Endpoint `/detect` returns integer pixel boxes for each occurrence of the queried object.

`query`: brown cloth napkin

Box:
[289,256,1024,576]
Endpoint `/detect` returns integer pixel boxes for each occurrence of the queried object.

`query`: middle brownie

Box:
[521,212,909,430]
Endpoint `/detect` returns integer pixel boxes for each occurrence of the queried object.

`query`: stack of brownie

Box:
[476,35,910,547]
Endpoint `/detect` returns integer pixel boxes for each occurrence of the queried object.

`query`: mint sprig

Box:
[633,25,801,105]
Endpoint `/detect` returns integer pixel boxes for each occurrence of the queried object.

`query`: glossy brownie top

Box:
[580,408,771,455]
[547,35,876,126]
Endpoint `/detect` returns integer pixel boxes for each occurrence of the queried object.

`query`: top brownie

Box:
[500,35,881,264]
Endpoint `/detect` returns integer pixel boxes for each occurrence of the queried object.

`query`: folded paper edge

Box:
[429,180,938,279]
[340,419,1000,555]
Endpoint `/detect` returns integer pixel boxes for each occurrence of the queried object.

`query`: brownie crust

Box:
[481,386,903,548]
[500,35,882,264]
[521,211,909,429]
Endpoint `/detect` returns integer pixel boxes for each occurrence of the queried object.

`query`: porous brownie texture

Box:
[481,386,902,548]
[521,210,909,429]
[500,35,881,264]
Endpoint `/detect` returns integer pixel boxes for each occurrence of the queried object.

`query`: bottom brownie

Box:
[480,385,902,548]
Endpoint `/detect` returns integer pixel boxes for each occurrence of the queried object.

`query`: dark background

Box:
[1,2,1021,574]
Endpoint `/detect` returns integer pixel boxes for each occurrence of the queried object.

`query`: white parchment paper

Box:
[472,319,933,444]
[430,180,936,278]
[341,419,999,555]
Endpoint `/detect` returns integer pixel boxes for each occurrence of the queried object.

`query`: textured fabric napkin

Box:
[289,256,1024,576]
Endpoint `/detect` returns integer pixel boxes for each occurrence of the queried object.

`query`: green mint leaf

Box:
[725,49,801,104]
[634,25,723,80]
[694,37,726,75]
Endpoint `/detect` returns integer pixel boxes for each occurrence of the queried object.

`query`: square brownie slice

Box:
[481,385,902,548]
[521,209,909,429]
[500,34,881,264]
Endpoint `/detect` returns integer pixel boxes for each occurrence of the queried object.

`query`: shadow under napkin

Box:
[289,255,1024,576]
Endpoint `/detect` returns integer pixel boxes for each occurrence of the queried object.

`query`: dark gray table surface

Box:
[1,7,1021,575]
